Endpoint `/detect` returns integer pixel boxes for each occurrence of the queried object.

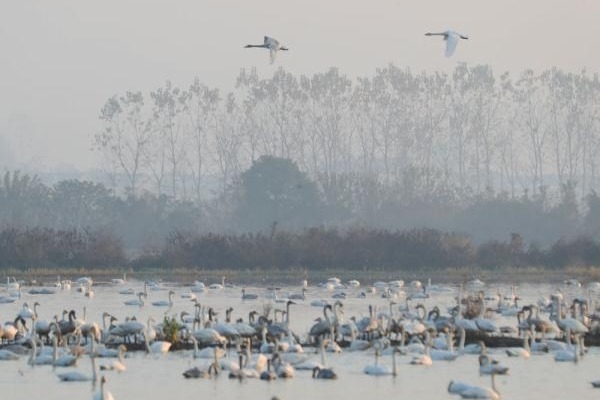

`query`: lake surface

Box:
[1,278,599,400]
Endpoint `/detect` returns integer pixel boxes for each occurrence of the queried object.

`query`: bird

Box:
[183,363,218,379]
[312,365,337,379]
[124,292,146,307]
[151,290,175,308]
[244,36,289,64]
[241,289,258,300]
[93,376,114,400]
[363,348,398,376]
[425,30,468,57]
[99,345,127,372]
[478,354,509,376]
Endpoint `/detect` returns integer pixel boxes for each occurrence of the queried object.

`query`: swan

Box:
[554,329,581,362]
[312,365,337,379]
[363,347,398,376]
[93,376,114,400]
[241,289,258,300]
[58,341,98,382]
[271,353,295,378]
[183,363,218,379]
[244,36,289,64]
[229,353,260,379]
[111,274,127,285]
[455,327,485,355]
[295,337,327,370]
[551,296,588,335]
[27,337,54,366]
[448,373,500,400]
[99,345,126,372]
[189,336,225,360]
[151,290,175,308]
[209,277,225,290]
[124,292,146,306]
[260,359,277,380]
[479,354,509,375]
[430,330,458,361]
[19,302,35,319]
[425,30,468,57]
[143,329,171,354]
[0,349,19,360]
[505,330,531,358]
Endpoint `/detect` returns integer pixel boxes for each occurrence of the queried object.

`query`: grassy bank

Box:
[4,265,600,286]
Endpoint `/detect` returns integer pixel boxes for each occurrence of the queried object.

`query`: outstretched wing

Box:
[445,32,459,57]
[269,49,277,64]
[264,36,279,48]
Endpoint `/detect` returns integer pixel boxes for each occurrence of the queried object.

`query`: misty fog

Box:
[2,1,600,269]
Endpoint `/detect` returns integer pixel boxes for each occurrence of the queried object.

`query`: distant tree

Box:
[476,240,511,269]
[233,156,324,232]
[584,190,600,238]
[509,233,524,267]
[95,92,151,196]
[51,180,113,230]
[0,171,50,227]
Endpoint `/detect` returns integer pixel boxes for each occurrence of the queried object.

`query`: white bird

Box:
[363,348,397,376]
[505,330,532,358]
[151,290,175,308]
[479,355,509,376]
[0,349,19,360]
[241,289,258,300]
[448,373,500,400]
[93,376,114,400]
[99,345,127,372]
[124,292,146,307]
[244,36,289,64]
[58,343,98,382]
[425,30,468,57]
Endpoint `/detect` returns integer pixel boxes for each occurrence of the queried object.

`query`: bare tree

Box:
[180,77,220,201]
[95,92,151,196]
[513,70,548,195]
[151,81,185,199]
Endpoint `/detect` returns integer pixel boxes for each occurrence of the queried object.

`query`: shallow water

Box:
[1,279,599,400]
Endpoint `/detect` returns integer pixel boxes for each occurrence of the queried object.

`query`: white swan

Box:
[151,290,175,308]
[93,376,114,400]
[183,363,218,378]
[58,341,98,382]
[554,329,582,362]
[143,329,171,354]
[363,347,397,376]
[448,373,500,400]
[241,289,258,300]
[124,292,146,306]
[0,349,19,360]
[479,354,509,375]
[99,345,126,371]
[506,330,531,358]
[244,36,289,64]
[425,30,468,57]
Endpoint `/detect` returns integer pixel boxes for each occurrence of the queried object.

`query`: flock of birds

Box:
[2,275,600,399]
[246,30,468,64]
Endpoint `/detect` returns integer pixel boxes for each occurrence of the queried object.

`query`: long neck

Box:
[247,44,267,48]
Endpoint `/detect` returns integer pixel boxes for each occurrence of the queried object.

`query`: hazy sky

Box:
[1,0,600,170]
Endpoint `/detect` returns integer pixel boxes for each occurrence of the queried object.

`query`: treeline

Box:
[3,163,600,249]
[0,227,125,269]
[96,65,600,205]
[2,226,600,271]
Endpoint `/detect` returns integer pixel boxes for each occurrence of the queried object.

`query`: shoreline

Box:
[4,265,600,286]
